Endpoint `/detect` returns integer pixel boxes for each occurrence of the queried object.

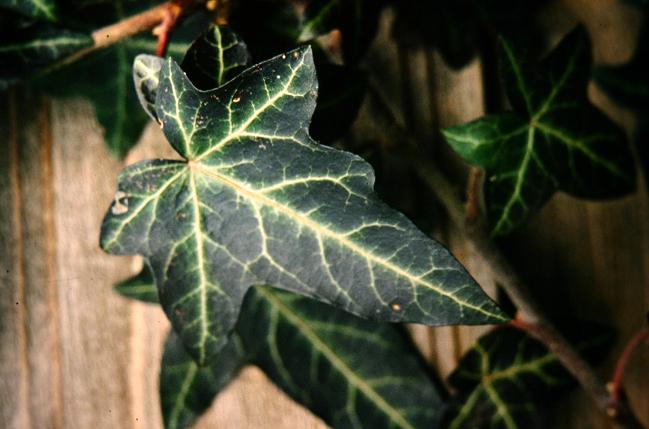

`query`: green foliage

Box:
[100,42,505,364]
[443,28,635,235]
[118,271,447,429]
[445,325,611,429]
[0,0,58,21]
[0,24,91,90]
[161,331,245,429]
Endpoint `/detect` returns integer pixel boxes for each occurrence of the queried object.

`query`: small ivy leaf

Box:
[114,265,159,303]
[101,46,507,364]
[133,54,164,121]
[123,267,447,429]
[180,25,251,90]
[0,0,58,21]
[443,28,636,235]
[297,0,388,64]
[0,25,92,90]
[239,286,447,429]
[161,330,245,429]
[133,25,252,122]
[445,324,612,429]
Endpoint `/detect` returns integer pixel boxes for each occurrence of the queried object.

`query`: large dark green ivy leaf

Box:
[118,273,447,429]
[0,0,58,21]
[101,45,506,364]
[444,325,611,429]
[0,24,92,90]
[443,28,635,235]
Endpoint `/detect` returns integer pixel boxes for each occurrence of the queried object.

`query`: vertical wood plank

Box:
[49,99,136,428]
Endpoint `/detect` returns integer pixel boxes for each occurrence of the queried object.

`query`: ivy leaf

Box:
[444,325,611,429]
[240,286,447,429]
[180,24,251,90]
[31,1,207,157]
[118,271,448,429]
[160,330,245,429]
[0,25,92,90]
[101,45,506,364]
[443,28,635,235]
[114,265,159,303]
[0,0,58,21]
[133,25,252,122]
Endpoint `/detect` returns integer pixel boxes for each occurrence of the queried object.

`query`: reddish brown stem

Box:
[610,327,649,411]
[153,2,185,56]
[465,167,483,225]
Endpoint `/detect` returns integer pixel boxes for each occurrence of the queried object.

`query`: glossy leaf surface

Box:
[101,45,506,364]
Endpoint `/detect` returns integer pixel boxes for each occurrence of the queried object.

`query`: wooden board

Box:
[1,1,648,428]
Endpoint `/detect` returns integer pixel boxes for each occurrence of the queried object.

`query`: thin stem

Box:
[367,84,646,429]
[39,1,185,75]
[610,327,649,412]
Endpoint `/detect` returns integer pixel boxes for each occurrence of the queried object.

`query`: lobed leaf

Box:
[101,44,506,364]
[180,25,251,90]
[445,325,611,429]
[118,271,448,429]
[443,28,635,235]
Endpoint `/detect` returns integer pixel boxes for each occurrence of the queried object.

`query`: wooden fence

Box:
[1,0,647,428]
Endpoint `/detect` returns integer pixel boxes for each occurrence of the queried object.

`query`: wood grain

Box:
[0,1,648,428]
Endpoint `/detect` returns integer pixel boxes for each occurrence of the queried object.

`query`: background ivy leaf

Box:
[0,0,58,21]
[180,25,251,90]
[0,24,91,90]
[134,25,252,124]
[444,325,612,429]
[118,270,448,429]
[114,265,159,303]
[443,28,635,235]
[101,45,506,364]
[133,54,164,121]
[161,330,246,429]
[30,1,208,157]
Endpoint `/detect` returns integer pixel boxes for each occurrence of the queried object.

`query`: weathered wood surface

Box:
[1,1,648,428]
